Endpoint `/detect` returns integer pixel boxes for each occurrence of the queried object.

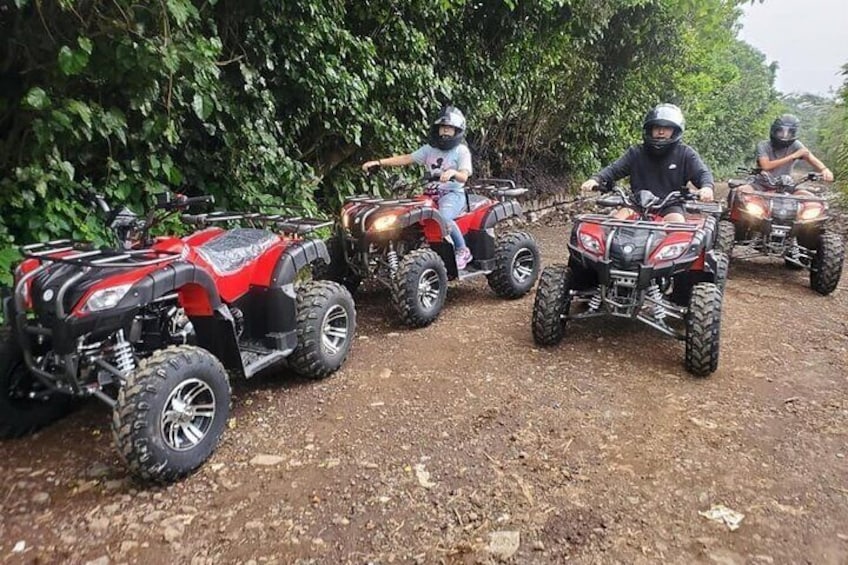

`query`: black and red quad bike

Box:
[320,170,540,327]
[724,170,844,295]
[532,188,728,377]
[1,193,356,482]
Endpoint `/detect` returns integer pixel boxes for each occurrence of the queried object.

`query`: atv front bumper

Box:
[568,245,723,289]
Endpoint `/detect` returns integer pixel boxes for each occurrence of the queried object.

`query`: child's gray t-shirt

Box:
[411,143,473,194]
[756,140,804,177]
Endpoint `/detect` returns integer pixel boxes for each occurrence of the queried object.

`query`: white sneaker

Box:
[456,247,473,270]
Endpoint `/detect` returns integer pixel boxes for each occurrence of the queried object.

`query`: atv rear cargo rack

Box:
[182,211,332,235]
[466,178,528,200]
[20,240,180,268]
[343,195,424,206]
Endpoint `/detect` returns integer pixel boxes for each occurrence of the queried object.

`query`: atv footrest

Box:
[457,265,489,281]
[265,330,297,352]
[456,259,495,281]
[239,339,292,378]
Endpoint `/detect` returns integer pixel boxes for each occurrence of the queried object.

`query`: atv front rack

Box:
[749,191,826,204]
[182,212,332,235]
[20,240,180,268]
[577,214,698,232]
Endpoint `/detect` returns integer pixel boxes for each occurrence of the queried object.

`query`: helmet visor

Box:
[774,125,796,141]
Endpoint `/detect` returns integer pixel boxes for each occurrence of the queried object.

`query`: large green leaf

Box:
[22,87,50,110]
[58,45,90,76]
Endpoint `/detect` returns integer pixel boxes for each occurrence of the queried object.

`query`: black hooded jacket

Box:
[592,143,714,197]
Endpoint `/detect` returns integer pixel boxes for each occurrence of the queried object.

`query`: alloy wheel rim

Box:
[417,268,441,311]
[511,248,535,283]
[160,378,216,451]
[321,304,350,356]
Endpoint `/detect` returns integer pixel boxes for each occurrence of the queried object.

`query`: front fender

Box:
[396,207,449,238]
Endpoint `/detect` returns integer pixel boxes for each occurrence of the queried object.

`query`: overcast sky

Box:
[738,0,848,96]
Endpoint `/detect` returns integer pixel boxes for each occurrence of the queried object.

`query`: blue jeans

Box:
[437,191,467,250]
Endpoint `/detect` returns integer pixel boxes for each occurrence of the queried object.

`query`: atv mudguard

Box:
[480,200,523,230]
[401,208,450,242]
[196,239,331,375]
[461,201,524,270]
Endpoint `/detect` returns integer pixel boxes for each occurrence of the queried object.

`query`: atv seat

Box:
[466,193,490,212]
[195,228,279,275]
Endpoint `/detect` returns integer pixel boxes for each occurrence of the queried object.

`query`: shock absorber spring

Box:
[588,287,603,311]
[646,283,666,321]
[112,329,136,375]
[386,242,399,275]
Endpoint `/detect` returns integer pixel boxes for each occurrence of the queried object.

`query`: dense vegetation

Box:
[1,0,845,283]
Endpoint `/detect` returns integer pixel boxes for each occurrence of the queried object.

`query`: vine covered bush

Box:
[0,0,820,284]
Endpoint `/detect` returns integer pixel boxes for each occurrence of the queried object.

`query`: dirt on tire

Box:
[1,205,848,564]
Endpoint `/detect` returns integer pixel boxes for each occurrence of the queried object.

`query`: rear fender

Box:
[265,239,331,339]
[270,239,330,286]
[481,201,523,229]
[456,205,492,232]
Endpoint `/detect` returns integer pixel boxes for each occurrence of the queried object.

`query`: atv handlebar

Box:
[159,194,215,210]
[598,186,699,217]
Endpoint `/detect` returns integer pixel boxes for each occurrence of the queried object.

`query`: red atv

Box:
[1,193,356,482]
[532,188,728,376]
[320,170,540,327]
[724,170,844,295]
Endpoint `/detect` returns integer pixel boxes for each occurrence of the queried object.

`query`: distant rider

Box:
[580,103,715,223]
[735,113,834,198]
[362,106,474,270]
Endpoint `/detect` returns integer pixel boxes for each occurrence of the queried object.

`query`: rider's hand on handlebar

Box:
[361,160,381,173]
[821,167,834,182]
[693,186,715,202]
[439,169,458,182]
[580,178,599,195]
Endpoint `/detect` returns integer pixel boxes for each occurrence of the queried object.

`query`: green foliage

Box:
[0,0,788,286]
[816,65,848,193]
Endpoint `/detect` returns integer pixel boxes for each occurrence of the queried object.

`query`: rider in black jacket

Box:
[581,103,715,223]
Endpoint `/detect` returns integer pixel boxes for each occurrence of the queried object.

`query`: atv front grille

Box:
[610,269,638,288]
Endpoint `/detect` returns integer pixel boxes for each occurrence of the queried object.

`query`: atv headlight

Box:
[371,214,398,232]
[82,284,132,312]
[799,203,824,220]
[744,201,766,219]
[654,242,688,261]
[578,233,603,255]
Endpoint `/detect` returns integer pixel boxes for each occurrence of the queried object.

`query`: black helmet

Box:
[770,114,799,149]
[642,103,685,156]
[429,106,466,150]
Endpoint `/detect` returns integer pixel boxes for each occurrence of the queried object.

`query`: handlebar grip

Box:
[181,195,215,206]
[181,214,204,224]
[366,164,381,175]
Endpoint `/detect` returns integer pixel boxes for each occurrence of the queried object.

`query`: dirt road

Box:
[2,213,847,564]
